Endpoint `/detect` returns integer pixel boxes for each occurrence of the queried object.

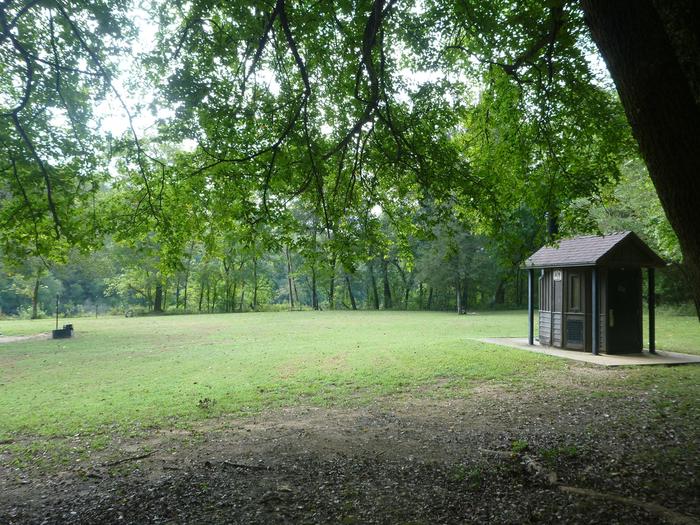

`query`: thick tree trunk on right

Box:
[582,0,700,320]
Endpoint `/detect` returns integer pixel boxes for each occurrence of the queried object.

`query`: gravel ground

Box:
[1,369,698,524]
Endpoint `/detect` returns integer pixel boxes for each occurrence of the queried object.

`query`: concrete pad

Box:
[479,337,700,367]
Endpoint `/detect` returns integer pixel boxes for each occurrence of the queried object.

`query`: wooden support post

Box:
[591,268,599,355]
[648,268,656,354]
[528,269,534,345]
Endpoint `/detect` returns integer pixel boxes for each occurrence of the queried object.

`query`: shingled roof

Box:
[524,231,666,269]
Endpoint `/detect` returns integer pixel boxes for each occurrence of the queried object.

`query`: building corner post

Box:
[592,268,599,355]
[649,268,656,354]
[528,269,534,345]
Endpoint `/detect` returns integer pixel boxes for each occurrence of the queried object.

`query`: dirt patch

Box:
[318,353,350,373]
[277,362,301,380]
[0,333,51,345]
[1,379,698,524]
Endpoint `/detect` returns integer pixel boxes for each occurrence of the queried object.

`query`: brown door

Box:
[607,268,643,353]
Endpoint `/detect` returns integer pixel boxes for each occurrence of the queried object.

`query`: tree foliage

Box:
[0,0,697,317]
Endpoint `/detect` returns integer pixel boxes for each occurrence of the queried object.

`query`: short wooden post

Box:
[591,268,599,355]
[648,268,656,354]
[527,269,534,345]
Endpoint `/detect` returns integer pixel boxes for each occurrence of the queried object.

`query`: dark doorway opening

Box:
[607,268,642,354]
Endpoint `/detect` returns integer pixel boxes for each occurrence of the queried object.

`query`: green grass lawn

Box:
[1,310,698,441]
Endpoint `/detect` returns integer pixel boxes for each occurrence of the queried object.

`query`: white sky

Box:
[97,6,162,138]
[97,6,613,142]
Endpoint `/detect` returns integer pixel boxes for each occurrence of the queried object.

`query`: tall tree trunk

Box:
[211,278,219,312]
[222,258,231,312]
[154,282,164,313]
[391,261,410,310]
[183,269,189,311]
[252,258,258,311]
[427,287,433,310]
[382,259,392,309]
[293,279,300,309]
[494,279,505,306]
[183,241,194,311]
[582,0,700,320]
[328,256,336,309]
[231,282,238,313]
[285,246,295,310]
[418,282,424,310]
[239,287,245,312]
[370,262,380,310]
[175,278,181,309]
[345,274,357,310]
[461,279,468,314]
[310,220,319,310]
[31,269,41,319]
[198,280,205,312]
[456,281,462,315]
[311,266,319,310]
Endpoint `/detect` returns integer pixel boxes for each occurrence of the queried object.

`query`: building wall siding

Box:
[552,313,562,346]
[539,313,551,345]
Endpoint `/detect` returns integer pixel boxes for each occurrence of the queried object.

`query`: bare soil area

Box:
[0,334,50,345]
[1,375,698,524]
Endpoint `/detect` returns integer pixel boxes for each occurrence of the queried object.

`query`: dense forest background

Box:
[0,1,697,318]
[0,160,690,318]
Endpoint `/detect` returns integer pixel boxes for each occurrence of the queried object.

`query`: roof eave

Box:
[596,231,667,268]
[523,260,667,270]
[522,261,597,270]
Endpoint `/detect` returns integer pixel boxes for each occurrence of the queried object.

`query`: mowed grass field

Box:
[1,310,698,441]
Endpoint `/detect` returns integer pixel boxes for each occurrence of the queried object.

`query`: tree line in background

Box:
[0,221,502,317]
[0,158,692,318]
